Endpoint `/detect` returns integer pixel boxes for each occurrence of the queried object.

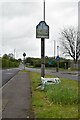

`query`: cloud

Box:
[1,2,41,17]
[0,1,78,58]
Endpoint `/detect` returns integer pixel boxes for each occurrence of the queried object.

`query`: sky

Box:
[0,0,79,59]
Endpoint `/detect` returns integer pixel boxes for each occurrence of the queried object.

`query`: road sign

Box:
[23,52,26,57]
[56,56,60,61]
[48,60,53,65]
[36,21,49,39]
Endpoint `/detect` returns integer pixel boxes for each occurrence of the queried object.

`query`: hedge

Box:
[2,59,19,68]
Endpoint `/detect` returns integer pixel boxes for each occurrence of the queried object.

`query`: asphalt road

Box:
[0,63,25,87]
[25,67,79,81]
[2,68,20,87]
[0,65,79,88]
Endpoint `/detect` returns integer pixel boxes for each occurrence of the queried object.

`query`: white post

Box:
[75,40,76,61]
[57,45,59,56]
[14,49,15,59]
[54,40,56,59]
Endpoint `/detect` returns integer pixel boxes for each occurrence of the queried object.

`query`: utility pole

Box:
[75,40,76,61]
[41,0,45,77]
[56,46,59,72]
[57,46,59,56]
[14,49,15,59]
[54,40,56,59]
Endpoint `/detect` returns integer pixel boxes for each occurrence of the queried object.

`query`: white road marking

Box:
[5,73,13,74]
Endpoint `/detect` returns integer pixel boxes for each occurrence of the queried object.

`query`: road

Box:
[0,63,25,87]
[2,68,20,87]
[0,65,79,88]
[25,67,79,81]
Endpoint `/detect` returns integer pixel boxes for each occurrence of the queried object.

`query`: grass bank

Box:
[29,71,78,118]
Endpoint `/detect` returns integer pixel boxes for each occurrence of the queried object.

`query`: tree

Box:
[8,53,14,59]
[2,54,9,60]
[60,27,80,63]
[18,58,22,63]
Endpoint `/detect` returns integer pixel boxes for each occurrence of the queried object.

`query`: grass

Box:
[44,84,78,105]
[46,67,80,72]
[21,70,29,72]
[29,71,79,118]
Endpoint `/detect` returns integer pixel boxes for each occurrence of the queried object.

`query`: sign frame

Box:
[36,21,49,39]
[56,56,60,61]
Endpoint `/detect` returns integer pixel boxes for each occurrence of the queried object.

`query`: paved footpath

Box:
[2,71,34,119]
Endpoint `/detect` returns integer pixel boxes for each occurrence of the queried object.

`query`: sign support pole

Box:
[36,0,49,77]
[24,56,25,70]
[41,38,45,77]
[56,46,59,72]
[41,0,45,77]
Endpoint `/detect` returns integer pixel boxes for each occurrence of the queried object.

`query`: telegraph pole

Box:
[57,46,59,56]
[75,40,76,61]
[14,49,15,59]
[43,0,45,21]
[54,40,56,59]
[56,46,59,72]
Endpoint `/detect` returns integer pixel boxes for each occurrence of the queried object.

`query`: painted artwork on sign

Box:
[36,21,49,39]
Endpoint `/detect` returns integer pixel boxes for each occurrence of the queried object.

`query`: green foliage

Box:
[25,57,34,65]
[59,61,69,69]
[2,54,9,60]
[33,59,41,67]
[30,71,78,118]
[2,58,19,68]
[25,57,71,69]
[44,84,78,105]
[2,53,19,68]
[2,59,9,68]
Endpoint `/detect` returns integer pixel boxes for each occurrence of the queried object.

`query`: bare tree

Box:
[60,27,80,63]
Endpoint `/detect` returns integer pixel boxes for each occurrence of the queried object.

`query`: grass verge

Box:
[29,71,78,118]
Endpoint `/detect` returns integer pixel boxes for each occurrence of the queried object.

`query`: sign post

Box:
[23,52,26,70]
[36,0,49,77]
[56,46,60,72]
[41,38,45,77]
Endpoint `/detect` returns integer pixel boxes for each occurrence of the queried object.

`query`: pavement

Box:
[2,71,34,119]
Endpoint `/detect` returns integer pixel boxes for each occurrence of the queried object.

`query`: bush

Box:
[59,61,69,69]
[33,60,41,67]
[44,84,78,105]
[2,59,19,68]
[2,59,9,68]
[9,61,14,67]
[14,62,19,67]
[34,62,41,67]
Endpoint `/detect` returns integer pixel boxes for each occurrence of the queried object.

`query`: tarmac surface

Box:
[2,71,34,119]
[25,67,79,81]
[2,68,20,87]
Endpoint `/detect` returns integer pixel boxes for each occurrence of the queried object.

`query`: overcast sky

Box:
[0,0,79,59]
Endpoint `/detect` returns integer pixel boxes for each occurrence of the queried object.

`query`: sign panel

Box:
[36,21,49,39]
[56,56,60,61]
